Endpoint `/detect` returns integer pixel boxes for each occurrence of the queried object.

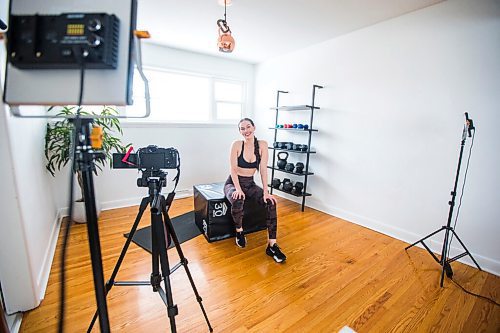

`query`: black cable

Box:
[450,277,500,306]
[447,129,475,257]
[58,47,86,333]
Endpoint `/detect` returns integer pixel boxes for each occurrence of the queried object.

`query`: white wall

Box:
[254,0,500,274]
[50,44,255,211]
[0,83,60,312]
[1,0,60,312]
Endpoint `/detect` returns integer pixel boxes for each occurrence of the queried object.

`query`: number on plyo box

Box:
[213,202,228,217]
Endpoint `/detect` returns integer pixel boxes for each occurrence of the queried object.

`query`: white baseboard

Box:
[100,189,193,211]
[6,312,22,333]
[59,188,193,216]
[36,210,63,302]
[305,197,500,276]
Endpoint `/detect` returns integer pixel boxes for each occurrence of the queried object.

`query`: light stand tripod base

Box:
[405,226,481,287]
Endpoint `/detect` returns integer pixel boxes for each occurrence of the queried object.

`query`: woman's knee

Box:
[232,198,245,211]
[266,202,277,218]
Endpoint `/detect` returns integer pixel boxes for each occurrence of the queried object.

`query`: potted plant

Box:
[44,105,131,222]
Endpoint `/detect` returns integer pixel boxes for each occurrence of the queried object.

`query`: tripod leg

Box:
[152,205,178,333]
[161,199,213,332]
[87,196,150,332]
[405,227,446,250]
[81,169,111,333]
[449,230,482,270]
[150,206,162,293]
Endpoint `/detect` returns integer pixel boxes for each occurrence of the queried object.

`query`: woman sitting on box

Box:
[223,118,287,263]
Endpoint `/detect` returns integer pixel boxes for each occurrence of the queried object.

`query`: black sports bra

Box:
[237,141,259,169]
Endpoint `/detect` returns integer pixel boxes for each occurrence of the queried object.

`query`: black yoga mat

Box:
[124,211,201,253]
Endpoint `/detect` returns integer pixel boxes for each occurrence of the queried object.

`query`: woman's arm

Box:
[259,140,277,204]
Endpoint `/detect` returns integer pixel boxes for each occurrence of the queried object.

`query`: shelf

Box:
[270,105,320,111]
[267,184,311,197]
[269,127,318,132]
[267,166,314,176]
[269,85,322,211]
[268,147,316,154]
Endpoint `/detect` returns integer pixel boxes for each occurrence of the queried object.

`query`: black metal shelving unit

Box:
[268,84,323,211]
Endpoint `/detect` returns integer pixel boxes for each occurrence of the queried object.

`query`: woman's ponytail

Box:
[254,137,260,170]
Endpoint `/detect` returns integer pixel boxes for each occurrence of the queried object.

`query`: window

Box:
[126,68,245,123]
[214,80,244,120]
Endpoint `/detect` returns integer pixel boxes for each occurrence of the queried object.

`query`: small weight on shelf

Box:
[285,163,295,172]
[295,162,304,173]
[293,182,304,194]
[276,152,288,169]
[282,179,293,192]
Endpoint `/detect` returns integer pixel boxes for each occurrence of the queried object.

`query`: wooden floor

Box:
[20,197,499,332]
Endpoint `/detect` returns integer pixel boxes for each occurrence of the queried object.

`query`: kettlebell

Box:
[282,179,293,192]
[293,182,304,194]
[295,162,304,174]
[271,178,281,189]
[285,162,295,172]
[277,152,288,169]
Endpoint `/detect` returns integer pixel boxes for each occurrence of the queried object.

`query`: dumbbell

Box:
[295,162,304,174]
[293,182,304,194]
[282,179,293,192]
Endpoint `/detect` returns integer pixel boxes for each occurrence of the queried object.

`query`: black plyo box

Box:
[193,182,267,242]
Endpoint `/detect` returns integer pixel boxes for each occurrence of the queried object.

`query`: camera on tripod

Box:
[113,145,180,188]
[113,145,179,170]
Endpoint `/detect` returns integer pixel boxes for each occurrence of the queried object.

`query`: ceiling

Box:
[136,0,444,64]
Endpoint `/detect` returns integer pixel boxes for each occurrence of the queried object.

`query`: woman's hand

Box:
[232,189,245,200]
[263,192,277,205]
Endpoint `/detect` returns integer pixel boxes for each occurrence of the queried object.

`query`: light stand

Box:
[405,113,481,287]
[72,117,111,332]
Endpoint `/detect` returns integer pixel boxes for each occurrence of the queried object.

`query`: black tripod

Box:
[88,170,213,332]
[72,118,111,332]
[405,113,481,287]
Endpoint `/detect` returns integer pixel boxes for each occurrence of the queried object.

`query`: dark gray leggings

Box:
[224,175,277,239]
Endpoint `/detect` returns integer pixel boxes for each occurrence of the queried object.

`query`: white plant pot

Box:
[72,199,102,223]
